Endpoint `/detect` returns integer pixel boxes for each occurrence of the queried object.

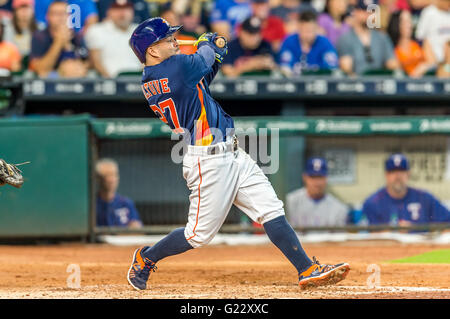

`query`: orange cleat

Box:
[127,247,157,291]
[298,257,350,289]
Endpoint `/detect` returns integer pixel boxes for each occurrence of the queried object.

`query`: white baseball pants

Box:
[182,140,285,248]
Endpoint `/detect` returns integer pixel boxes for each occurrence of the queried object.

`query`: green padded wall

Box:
[0,116,90,237]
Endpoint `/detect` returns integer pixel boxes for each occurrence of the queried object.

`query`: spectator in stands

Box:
[415,0,450,68]
[210,0,252,40]
[177,5,208,55]
[159,3,197,55]
[35,0,98,33]
[179,5,207,38]
[0,19,21,72]
[378,0,429,31]
[309,0,327,12]
[249,0,286,52]
[159,2,180,26]
[396,0,432,12]
[85,0,141,77]
[337,0,400,76]
[3,0,37,60]
[96,158,143,228]
[271,0,315,34]
[0,0,12,20]
[362,154,450,226]
[96,0,150,24]
[222,16,276,77]
[286,157,349,228]
[29,0,89,78]
[395,0,432,29]
[318,0,351,46]
[373,0,395,31]
[387,10,433,77]
[0,0,11,9]
[278,10,339,76]
[437,40,450,78]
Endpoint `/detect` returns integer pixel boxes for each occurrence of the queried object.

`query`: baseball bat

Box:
[177,37,226,48]
[176,39,196,46]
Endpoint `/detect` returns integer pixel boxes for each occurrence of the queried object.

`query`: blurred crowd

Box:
[0,0,448,78]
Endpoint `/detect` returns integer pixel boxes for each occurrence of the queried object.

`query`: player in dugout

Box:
[126,17,350,291]
[362,153,450,227]
[286,157,349,228]
[96,158,143,229]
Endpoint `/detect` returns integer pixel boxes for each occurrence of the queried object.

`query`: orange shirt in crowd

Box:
[177,34,198,55]
[0,41,21,71]
[395,41,425,76]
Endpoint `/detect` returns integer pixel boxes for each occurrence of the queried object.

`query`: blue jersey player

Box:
[363,154,450,227]
[126,17,350,291]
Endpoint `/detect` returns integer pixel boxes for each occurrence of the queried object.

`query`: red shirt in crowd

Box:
[236,15,286,44]
[261,15,286,44]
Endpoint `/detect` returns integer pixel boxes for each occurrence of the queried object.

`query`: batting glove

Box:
[195,32,228,64]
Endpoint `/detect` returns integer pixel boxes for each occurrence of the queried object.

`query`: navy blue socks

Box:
[263,215,312,274]
[142,227,193,263]
[141,217,312,275]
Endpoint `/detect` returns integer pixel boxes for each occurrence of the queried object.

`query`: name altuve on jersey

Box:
[141,78,171,98]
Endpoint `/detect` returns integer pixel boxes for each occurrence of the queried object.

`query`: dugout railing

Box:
[94,223,450,235]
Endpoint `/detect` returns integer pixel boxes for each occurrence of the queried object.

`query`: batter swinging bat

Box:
[177,37,227,48]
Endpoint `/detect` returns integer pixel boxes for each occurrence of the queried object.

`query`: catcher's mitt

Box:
[0,159,28,188]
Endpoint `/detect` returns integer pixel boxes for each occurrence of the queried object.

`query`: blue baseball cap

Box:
[385,154,409,172]
[305,157,328,176]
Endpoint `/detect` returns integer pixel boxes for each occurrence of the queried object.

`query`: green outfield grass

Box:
[389,249,450,264]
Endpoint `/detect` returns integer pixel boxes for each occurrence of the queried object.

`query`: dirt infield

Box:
[0,241,449,299]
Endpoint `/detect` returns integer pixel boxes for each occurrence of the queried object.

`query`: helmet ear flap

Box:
[129,36,146,63]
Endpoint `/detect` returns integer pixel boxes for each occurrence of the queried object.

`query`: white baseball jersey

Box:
[85,20,142,77]
[286,188,348,228]
[182,140,285,248]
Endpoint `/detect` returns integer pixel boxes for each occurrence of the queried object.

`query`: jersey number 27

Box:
[150,98,184,134]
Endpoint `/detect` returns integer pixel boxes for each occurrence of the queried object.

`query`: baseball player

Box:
[127,17,350,290]
[363,154,450,226]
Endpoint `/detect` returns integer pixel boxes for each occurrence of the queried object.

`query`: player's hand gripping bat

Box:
[186,33,228,63]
